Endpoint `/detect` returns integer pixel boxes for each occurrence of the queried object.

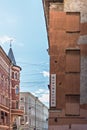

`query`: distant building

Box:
[18,92,48,130]
[43,0,87,130]
[0,45,23,130]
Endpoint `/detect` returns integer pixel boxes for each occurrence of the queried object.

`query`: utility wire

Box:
[17,61,49,65]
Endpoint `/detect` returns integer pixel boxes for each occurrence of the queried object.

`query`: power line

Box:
[21,81,48,84]
[17,61,49,65]
[21,72,45,75]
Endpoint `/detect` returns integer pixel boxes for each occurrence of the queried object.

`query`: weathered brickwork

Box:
[43,0,87,129]
[64,0,87,23]
[48,0,87,105]
[64,0,87,105]
[0,46,23,130]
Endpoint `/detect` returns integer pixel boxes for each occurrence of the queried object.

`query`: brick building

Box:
[0,45,23,130]
[43,0,87,130]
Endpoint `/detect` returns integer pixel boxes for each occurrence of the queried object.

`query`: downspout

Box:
[9,63,12,130]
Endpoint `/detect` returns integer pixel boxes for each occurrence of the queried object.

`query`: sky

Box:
[0,0,49,107]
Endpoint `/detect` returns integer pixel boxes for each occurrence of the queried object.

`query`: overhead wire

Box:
[17,61,49,66]
[17,61,49,87]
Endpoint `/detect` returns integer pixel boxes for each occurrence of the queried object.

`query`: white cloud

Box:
[0,35,24,47]
[39,92,49,107]
[35,89,46,94]
[32,89,49,107]
[0,35,15,45]
[42,71,49,78]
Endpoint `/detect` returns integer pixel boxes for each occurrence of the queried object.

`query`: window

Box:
[16,101,19,109]
[12,72,19,80]
[66,49,80,73]
[65,95,80,116]
[1,111,4,120]
[15,72,17,79]
[58,0,63,2]
[65,73,80,94]
[0,73,1,85]
[25,116,27,123]
[0,95,1,103]
[66,12,80,32]
[6,78,9,90]
[3,76,5,87]
[12,72,14,79]
[52,0,64,2]
[20,116,24,125]
[1,75,5,87]
[29,119,31,126]
[12,102,16,109]
[17,72,20,80]
[20,97,24,102]
[6,98,9,107]
[20,106,24,110]
[15,86,19,94]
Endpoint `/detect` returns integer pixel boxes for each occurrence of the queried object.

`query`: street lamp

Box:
[34,97,38,130]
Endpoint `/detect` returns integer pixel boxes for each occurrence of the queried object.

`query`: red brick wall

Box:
[44,0,87,129]
[48,8,87,127]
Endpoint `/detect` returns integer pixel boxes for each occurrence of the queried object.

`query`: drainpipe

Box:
[9,64,12,130]
[35,97,38,130]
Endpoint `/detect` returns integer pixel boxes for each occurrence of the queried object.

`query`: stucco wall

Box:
[64,0,87,23]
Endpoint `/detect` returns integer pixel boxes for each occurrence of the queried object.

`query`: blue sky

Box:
[0,0,49,107]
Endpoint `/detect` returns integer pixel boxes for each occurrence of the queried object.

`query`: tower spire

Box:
[10,39,13,48]
[8,39,16,65]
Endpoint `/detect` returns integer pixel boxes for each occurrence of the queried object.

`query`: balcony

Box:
[0,113,9,128]
[11,108,24,116]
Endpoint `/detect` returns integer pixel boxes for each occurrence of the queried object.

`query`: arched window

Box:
[15,86,19,94]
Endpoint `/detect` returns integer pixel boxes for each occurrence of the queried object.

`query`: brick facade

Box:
[0,46,11,130]
[43,0,87,129]
[0,46,23,130]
